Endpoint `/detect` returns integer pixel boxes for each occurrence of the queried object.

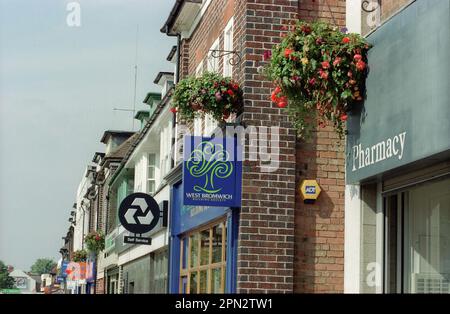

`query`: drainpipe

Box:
[163,25,181,294]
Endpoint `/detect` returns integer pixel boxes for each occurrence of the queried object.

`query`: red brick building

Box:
[162,0,346,293]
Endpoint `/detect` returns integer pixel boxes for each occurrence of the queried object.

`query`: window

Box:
[159,120,172,180]
[195,62,204,77]
[179,220,227,293]
[207,38,220,73]
[384,178,450,293]
[151,249,168,293]
[223,17,234,77]
[128,282,134,294]
[147,153,156,194]
[194,117,202,136]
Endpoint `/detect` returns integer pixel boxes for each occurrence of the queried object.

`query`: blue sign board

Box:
[183,136,242,207]
[60,261,69,278]
[305,186,316,194]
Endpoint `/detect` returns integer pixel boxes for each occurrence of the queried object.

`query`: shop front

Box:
[345,0,450,293]
[168,136,241,293]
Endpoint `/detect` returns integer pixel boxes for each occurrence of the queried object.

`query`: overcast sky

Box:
[0,0,175,270]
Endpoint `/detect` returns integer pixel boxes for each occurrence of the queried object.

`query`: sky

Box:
[0,0,176,271]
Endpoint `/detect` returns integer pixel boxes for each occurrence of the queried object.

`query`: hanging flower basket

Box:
[73,249,87,262]
[84,231,105,254]
[171,72,243,122]
[265,21,371,138]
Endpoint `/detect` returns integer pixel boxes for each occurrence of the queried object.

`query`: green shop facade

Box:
[344,0,450,293]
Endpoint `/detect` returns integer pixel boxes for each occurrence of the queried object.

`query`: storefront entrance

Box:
[385,178,450,293]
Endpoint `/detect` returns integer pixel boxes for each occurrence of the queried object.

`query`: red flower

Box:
[271,91,279,103]
[213,82,219,88]
[340,114,348,121]
[232,83,239,90]
[333,57,342,66]
[309,78,316,85]
[356,60,366,71]
[321,61,330,69]
[170,107,177,114]
[277,100,287,108]
[342,37,350,44]
[274,86,281,94]
[284,48,294,58]
[95,235,100,241]
[301,25,312,34]
[263,50,272,61]
[353,54,362,61]
[227,89,234,96]
[319,70,329,80]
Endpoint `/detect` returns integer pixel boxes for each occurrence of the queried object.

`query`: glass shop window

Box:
[179,219,227,293]
[384,177,450,293]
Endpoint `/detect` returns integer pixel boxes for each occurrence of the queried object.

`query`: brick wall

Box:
[294,0,346,293]
[236,0,298,293]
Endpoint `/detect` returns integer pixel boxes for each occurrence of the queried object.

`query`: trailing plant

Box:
[265,20,371,138]
[84,231,105,254]
[171,72,243,122]
[72,249,87,262]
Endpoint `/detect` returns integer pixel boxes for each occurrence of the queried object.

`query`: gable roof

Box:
[104,132,139,160]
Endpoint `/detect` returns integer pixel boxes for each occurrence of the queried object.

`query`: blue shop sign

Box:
[60,261,69,278]
[183,136,242,207]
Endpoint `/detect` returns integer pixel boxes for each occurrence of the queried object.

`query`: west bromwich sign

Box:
[183,136,242,207]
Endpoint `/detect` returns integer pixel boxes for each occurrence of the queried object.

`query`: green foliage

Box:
[72,250,87,262]
[84,231,105,254]
[0,260,15,289]
[172,72,243,122]
[29,258,56,275]
[265,20,371,138]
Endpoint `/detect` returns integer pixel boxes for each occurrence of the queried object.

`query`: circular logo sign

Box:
[118,193,160,234]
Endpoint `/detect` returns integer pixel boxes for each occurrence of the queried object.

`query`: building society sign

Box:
[183,136,242,207]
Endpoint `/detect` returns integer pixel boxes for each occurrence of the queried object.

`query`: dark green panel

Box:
[346,0,450,183]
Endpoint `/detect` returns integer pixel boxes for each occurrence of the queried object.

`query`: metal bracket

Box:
[209,49,241,66]
[361,0,380,13]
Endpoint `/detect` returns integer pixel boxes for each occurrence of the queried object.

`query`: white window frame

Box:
[223,17,234,77]
[159,119,173,180]
[194,117,202,136]
[207,38,220,73]
[204,114,218,136]
[194,62,204,136]
[147,153,156,194]
[195,62,204,77]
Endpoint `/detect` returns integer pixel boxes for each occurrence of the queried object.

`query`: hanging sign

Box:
[183,136,242,207]
[118,192,163,245]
